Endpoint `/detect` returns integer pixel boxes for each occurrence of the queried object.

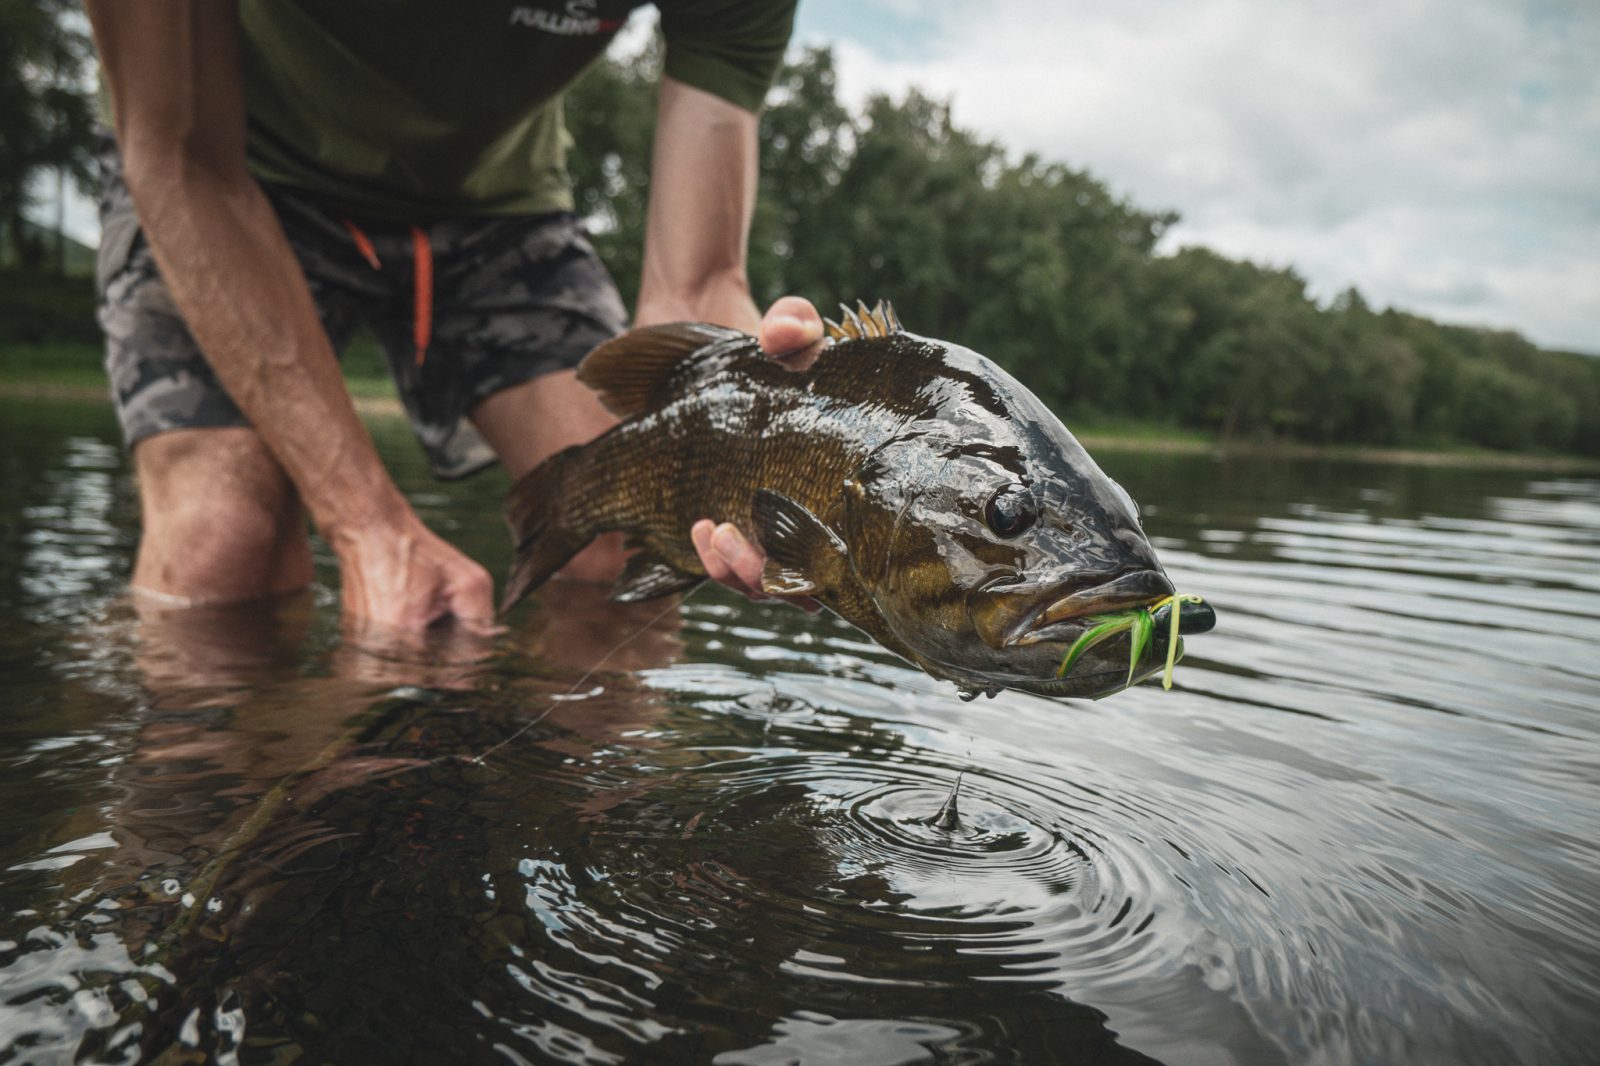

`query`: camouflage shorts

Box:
[95,138,627,479]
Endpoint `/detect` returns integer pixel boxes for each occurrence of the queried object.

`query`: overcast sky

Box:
[49,0,1596,353]
[793,0,1599,353]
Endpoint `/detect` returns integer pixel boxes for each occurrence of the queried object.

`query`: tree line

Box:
[0,0,93,273]
[5,18,1596,456]
[567,45,1600,456]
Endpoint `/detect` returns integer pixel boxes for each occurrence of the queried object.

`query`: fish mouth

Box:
[1008,569,1175,647]
[1005,664,1167,698]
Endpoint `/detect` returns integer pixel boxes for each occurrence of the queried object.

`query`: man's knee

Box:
[133,429,311,602]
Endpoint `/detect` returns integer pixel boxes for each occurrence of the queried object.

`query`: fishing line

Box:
[471,585,701,765]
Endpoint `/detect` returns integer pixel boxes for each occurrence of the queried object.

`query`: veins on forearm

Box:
[131,167,403,530]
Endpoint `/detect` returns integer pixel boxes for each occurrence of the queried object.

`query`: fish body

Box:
[505,303,1209,699]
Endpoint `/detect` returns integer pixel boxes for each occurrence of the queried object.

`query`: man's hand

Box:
[689,297,826,610]
[334,516,499,635]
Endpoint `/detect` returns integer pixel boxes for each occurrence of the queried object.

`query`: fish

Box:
[502,301,1215,700]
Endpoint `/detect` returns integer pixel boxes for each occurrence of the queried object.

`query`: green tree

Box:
[0,0,96,272]
[1308,289,1421,444]
[560,38,1600,457]
[749,45,855,307]
[1154,249,1324,439]
[562,40,660,311]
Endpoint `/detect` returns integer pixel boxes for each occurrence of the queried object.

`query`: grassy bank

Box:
[5,338,1599,474]
[0,337,400,400]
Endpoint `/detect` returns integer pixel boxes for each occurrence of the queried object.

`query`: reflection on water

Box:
[2,397,1599,1064]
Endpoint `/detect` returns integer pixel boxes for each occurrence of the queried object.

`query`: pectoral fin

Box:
[751,490,848,598]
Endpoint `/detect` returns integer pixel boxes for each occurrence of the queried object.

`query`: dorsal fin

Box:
[577,321,746,418]
[823,299,902,343]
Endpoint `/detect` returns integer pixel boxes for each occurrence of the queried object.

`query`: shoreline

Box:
[4,378,1598,475]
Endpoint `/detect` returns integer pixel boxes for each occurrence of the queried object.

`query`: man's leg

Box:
[96,137,364,606]
[471,371,627,582]
[469,368,613,482]
[392,212,632,583]
[131,427,313,603]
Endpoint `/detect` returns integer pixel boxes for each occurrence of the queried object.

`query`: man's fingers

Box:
[759,314,820,355]
[456,613,507,638]
[693,518,821,613]
[450,564,503,635]
[691,519,736,586]
[709,522,767,590]
[758,295,822,352]
[759,295,827,370]
[692,519,762,599]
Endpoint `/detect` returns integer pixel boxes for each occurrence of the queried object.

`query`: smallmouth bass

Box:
[503,302,1214,699]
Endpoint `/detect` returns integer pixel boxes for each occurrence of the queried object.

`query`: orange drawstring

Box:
[341,219,434,369]
[342,219,382,270]
[410,225,432,368]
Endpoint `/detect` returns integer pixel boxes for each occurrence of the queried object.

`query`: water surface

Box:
[2,397,1598,1064]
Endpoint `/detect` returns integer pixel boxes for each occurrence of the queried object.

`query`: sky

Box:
[45,0,1598,353]
[790,0,1600,354]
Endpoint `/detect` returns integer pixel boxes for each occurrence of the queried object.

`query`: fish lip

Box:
[1007,661,1166,698]
[1007,569,1175,647]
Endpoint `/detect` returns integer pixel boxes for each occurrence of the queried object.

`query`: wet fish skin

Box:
[504,302,1181,699]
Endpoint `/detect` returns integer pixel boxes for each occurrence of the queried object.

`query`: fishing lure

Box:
[1055,593,1209,691]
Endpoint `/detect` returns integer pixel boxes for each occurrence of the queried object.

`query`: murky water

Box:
[2,396,1598,1065]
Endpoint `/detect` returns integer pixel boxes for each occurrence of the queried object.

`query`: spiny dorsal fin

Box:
[577,321,746,419]
[823,300,902,343]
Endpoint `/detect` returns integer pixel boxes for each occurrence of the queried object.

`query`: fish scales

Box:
[533,329,943,591]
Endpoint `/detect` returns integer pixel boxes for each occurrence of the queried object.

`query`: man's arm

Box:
[634,76,763,332]
[636,76,824,358]
[86,2,494,632]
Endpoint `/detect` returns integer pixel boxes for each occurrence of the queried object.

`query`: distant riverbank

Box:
[5,342,1599,475]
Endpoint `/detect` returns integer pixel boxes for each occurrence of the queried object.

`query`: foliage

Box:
[563,43,1599,456]
[9,27,1595,456]
[562,39,661,305]
[0,0,96,271]
[0,268,96,344]
[0,215,95,274]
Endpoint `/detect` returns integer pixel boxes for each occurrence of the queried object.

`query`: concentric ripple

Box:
[507,735,1170,1005]
[8,417,1600,1065]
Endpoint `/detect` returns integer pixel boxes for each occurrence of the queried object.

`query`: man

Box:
[85,1,823,633]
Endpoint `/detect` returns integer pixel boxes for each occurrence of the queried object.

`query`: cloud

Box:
[796,0,1600,351]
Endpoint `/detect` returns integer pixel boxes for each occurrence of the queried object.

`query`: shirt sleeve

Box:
[657,0,797,113]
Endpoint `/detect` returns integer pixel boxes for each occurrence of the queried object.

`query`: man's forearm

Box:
[87,0,495,628]
[635,269,761,331]
[123,155,412,547]
[635,77,763,333]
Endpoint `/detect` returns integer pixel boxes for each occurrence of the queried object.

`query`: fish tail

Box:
[501,445,588,614]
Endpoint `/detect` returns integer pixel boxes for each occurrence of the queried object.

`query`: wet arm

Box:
[86,2,492,628]
[636,76,823,357]
[634,76,764,331]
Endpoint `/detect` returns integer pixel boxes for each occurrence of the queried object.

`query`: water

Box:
[2,396,1598,1065]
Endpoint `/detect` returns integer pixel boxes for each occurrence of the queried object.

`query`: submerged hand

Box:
[335,516,502,635]
[690,296,827,609]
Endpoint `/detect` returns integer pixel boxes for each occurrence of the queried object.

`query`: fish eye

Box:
[984,485,1038,538]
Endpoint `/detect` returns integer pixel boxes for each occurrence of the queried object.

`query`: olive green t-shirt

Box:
[235,0,795,220]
